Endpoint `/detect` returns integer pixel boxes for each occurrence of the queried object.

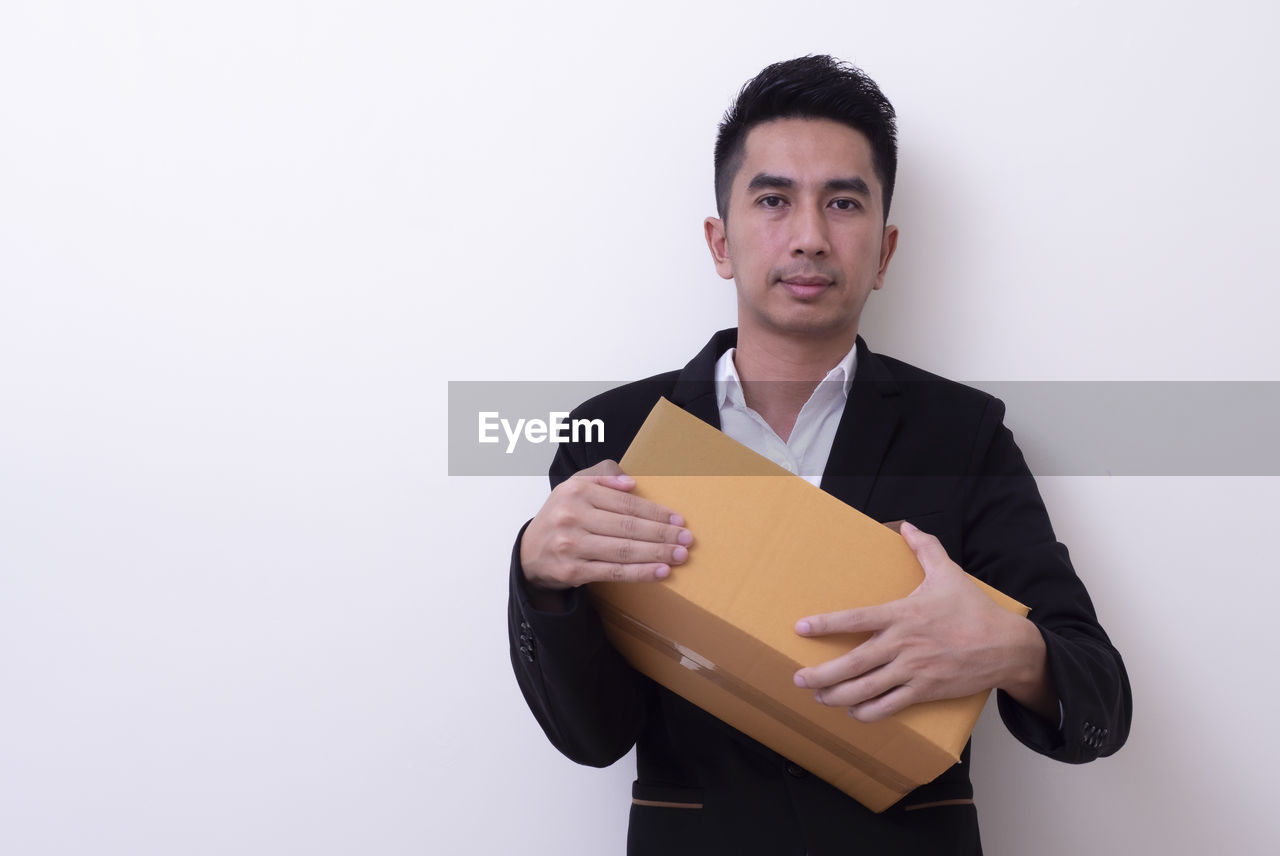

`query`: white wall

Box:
[2,1,1277,853]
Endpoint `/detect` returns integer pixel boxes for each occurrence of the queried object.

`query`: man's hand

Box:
[520,459,694,598]
[792,521,1057,723]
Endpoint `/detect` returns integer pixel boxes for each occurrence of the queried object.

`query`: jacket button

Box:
[785,762,807,778]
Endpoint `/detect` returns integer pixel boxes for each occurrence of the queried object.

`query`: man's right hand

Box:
[520,459,693,596]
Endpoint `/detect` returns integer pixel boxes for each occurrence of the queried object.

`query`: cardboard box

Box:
[590,398,1028,813]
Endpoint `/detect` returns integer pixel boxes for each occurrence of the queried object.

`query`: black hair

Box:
[714,55,898,222]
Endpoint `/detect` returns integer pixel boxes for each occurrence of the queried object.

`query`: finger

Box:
[572,460,639,493]
[580,459,624,478]
[900,520,952,572]
[812,663,906,709]
[794,638,894,690]
[847,685,917,723]
[586,481,686,527]
[579,559,677,584]
[576,533,690,568]
[795,602,894,637]
[578,461,688,527]
[585,508,694,548]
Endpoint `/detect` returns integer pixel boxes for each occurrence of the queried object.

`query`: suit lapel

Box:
[820,337,902,513]
[667,328,735,431]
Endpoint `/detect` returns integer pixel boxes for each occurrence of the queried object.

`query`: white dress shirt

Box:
[714,344,858,487]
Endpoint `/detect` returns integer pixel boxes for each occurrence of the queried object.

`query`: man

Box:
[508,56,1131,854]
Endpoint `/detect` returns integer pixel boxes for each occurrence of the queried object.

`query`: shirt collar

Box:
[714,343,859,409]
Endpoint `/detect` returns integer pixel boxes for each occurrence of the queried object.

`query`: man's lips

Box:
[779,276,833,299]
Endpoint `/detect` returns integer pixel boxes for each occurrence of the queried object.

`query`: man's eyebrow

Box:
[746,173,795,191]
[824,177,871,196]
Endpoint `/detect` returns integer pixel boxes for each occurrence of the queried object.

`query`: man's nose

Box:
[790,203,830,256]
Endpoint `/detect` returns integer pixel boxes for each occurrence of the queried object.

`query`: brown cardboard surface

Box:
[590,397,1029,813]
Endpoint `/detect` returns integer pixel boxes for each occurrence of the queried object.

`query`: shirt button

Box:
[785,762,807,778]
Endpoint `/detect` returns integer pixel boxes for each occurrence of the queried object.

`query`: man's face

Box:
[704,118,898,346]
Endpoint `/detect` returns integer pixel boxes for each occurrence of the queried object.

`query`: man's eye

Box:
[831,198,861,211]
[760,195,785,208]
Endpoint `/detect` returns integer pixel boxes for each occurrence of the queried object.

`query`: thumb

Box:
[900,520,952,579]
[580,458,635,490]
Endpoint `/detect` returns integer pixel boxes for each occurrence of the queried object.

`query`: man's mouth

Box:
[779,276,833,299]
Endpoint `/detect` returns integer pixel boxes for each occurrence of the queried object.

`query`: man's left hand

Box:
[793,521,1057,723]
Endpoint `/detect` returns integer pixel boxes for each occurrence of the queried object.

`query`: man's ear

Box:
[873,224,899,291]
[704,217,734,280]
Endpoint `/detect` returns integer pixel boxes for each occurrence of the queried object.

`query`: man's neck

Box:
[732,327,857,441]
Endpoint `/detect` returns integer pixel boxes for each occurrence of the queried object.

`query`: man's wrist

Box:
[517,530,575,613]
[997,616,1059,721]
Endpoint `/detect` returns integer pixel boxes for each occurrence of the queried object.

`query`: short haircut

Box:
[714,55,898,222]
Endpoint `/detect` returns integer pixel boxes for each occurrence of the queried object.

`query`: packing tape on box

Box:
[597,602,916,794]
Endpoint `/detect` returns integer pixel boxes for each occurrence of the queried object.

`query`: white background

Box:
[2,1,1278,853]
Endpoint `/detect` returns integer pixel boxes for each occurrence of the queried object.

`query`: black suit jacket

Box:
[509,330,1131,856]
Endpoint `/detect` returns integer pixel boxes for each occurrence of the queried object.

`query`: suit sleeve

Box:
[507,440,655,768]
[961,397,1133,764]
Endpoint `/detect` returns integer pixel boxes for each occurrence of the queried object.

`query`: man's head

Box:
[703,58,901,349]
[714,56,898,223]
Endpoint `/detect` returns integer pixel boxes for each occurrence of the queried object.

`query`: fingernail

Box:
[669,513,685,526]
[793,673,806,688]
[796,619,811,635]
[900,520,917,534]
[672,546,688,563]
[677,529,693,546]
[654,565,670,580]
[616,475,635,488]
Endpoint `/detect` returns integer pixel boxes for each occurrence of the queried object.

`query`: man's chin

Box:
[757,313,860,343]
